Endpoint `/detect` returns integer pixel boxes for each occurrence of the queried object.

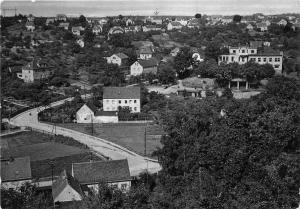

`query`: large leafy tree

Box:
[174,47,193,79]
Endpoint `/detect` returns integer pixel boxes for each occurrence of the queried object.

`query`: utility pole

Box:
[144,125,147,156]
[91,113,94,136]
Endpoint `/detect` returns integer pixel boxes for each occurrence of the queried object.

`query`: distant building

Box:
[72,26,84,36]
[72,159,132,192]
[1,157,32,189]
[167,21,183,30]
[138,46,153,60]
[106,53,128,66]
[125,26,141,33]
[142,25,162,32]
[25,21,35,32]
[103,87,141,113]
[17,59,54,83]
[46,18,55,26]
[58,22,70,30]
[27,14,34,22]
[278,19,288,26]
[246,24,254,31]
[76,103,118,123]
[256,22,268,32]
[218,46,283,74]
[170,47,180,56]
[52,170,83,203]
[76,39,84,48]
[187,18,200,28]
[56,14,67,22]
[130,58,158,76]
[221,18,232,24]
[108,26,124,36]
[126,18,134,26]
[92,25,102,35]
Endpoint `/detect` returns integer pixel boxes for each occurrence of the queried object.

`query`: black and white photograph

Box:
[1,0,300,208]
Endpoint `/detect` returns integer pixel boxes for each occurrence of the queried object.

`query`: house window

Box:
[269,58,272,62]
[258,58,261,62]
[129,100,132,104]
[275,58,281,62]
[232,50,236,53]
[125,100,127,104]
[121,184,127,190]
[274,65,280,69]
[263,58,267,62]
[231,57,234,62]
[242,50,245,53]
[251,50,255,54]
[134,107,137,111]
[134,100,137,103]
[119,100,121,104]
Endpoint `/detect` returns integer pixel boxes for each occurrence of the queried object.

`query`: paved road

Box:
[10,96,162,176]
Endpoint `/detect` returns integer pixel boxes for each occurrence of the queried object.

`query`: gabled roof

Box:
[256,22,267,28]
[103,87,140,99]
[169,21,182,26]
[72,159,131,184]
[95,111,118,116]
[1,157,32,182]
[115,52,129,59]
[139,46,153,54]
[52,170,83,201]
[85,102,98,113]
[25,21,35,27]
[137,58,158,68]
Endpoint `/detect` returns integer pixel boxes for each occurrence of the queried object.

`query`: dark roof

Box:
[170,21,182,26]
[25,21,35,26]
[72,159,131,184]
[103,87,141,99]
[85,102,98,113]
[1,157,32,181]
[115,53,128,59]
[95,111,118,116]
[138,58,158,68]
[52,170,83,201]
[139,46,153,54]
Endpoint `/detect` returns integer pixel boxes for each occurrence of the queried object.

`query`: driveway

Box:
[10,96,161,176]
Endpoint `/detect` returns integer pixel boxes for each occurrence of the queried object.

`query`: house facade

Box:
[72,159,132,193]
[59,22,70,30]
[218,46,283,74]
[278,19,288,26]
[72,26,84,36]
[76,103,118,123]
[103,87,141,113]
[92,25,102,35]
[256,22,268,32]
[130,58,158,76]
[106,53,128,66]
[52,170,83,203]
[167,21,183,30]
[17,59,54,83]
[138,46,153,60]
[1,157,32,189]
[25,21,35,31]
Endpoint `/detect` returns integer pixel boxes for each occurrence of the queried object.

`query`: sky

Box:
[1,0,300,17]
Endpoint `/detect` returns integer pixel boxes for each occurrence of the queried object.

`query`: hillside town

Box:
[1,2,300,209]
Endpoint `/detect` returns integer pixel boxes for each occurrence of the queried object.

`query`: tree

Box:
[205,41,222,61]
[195,13,202,19]
[83,29,95,43]
[174,47,193,79]
[233,14,242,23]
[157,62,176,84]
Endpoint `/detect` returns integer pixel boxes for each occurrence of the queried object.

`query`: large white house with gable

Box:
[103,87,141,113]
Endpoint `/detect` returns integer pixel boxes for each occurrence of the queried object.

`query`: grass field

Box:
[57,123,165,158]
[1,131,102,178]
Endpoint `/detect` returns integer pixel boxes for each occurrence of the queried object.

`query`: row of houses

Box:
[1,156,132,204]
[218,46,283,74]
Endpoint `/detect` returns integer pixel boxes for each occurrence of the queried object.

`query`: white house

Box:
[25,21,35,32]
[76,39,85,48]
[246,24,254,31]
[256,22,268,32]
[52,170,83,203]
[126,18,134,26]
[58,22,70,30]
[278,19,288,26]
[218,46,283,74]
[142,25,162,32]
[130,58,158,76]
[46,18,55,25]
[17,59,54,83]
[72,159,132,193]
[167,21,183,30]
[106,53,128,66]
[92,25,102,35]
[76,103,118,123]
[138,46,153,60]
[56,14,67,22]
[1,157,32,189]
[72,26,84,36]
[103,87,141,113]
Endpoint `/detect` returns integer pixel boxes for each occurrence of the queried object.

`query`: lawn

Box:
[57,123,164,158]
[1,131,103,179]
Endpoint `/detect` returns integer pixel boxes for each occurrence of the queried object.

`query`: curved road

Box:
[10,96,161,176]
